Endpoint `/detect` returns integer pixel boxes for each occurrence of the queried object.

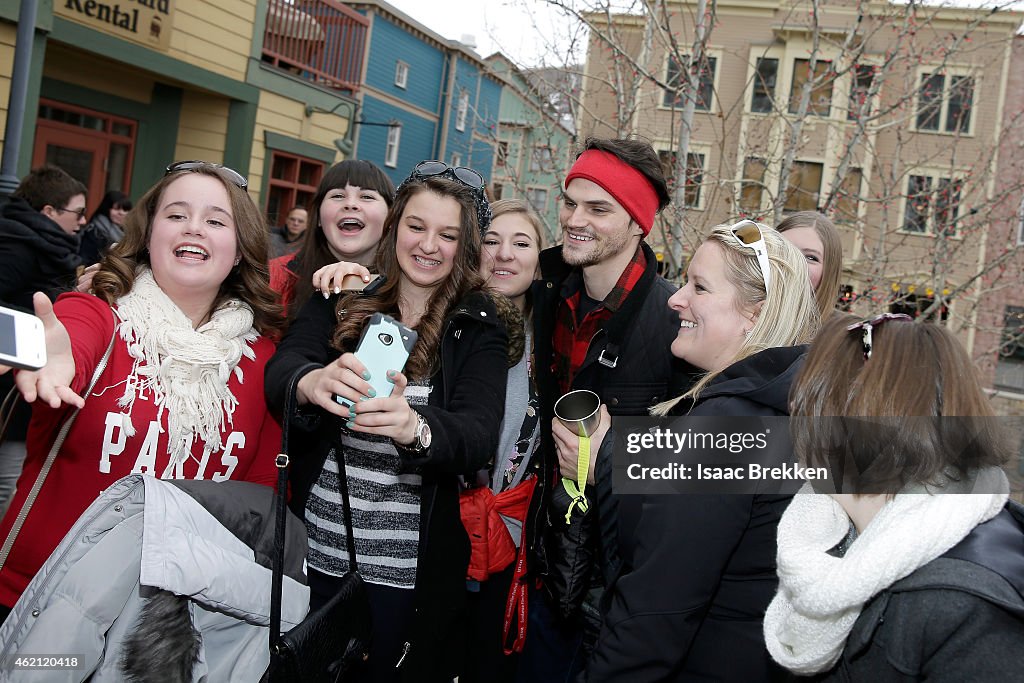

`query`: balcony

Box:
[262,0,368,92]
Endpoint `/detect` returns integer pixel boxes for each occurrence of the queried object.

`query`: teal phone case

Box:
[336,313,418,408]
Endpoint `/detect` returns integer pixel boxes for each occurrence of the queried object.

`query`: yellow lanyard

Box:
[560,434,590,523]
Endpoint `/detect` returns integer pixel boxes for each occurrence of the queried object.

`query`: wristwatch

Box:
[411,412,432,452]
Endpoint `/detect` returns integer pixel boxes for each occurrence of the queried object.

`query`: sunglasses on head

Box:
[846,312,913,360]
[728,219,772,294]
[411,160,485,190]
[165,160,248,191]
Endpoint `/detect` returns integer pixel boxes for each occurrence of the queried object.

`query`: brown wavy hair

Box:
[790,313,1010,495]
[92,163,283,337]
[331,176,485,380]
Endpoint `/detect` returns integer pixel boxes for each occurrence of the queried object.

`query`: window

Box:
[1018,198,1024,246]
[385,125,401,168]
[496,141,509,167]
[789,58,834,116]
[848,63,876,120]
[658,150,705,209]
[450,153,462,167]
[751,57,778,113]
[530,146,553,173]
[784,161,824,212]
[902,173,962,236]
[739,157,768,214]
[996,305,1024,393]
[492,183,503,200]
[395,61,409,89]
[889,289,949,323]
[916,72,974,133]
[664,54,717,110]
[526,187,549,214]
[456,91,469,132]
[265,151,324,227]
[834,167,863,222]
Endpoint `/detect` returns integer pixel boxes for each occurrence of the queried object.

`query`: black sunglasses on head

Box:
[165,160,248,190]
[411,160,485,190]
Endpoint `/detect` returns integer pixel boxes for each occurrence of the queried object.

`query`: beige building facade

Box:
[578,0,1024,412]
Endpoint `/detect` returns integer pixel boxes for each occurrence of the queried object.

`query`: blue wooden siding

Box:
[359,96,437,185]
[362,15,445,113]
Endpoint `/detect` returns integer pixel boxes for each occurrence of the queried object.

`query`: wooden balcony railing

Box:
[262,0,368,92]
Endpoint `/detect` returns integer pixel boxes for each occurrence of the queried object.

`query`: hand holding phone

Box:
[0,304,46,371]
[3,293,83,409]
[312,261,384,297]
[335,313,417,409]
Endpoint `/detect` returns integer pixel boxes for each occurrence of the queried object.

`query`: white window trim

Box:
[385,125,401,168]
[1017,197,1024,246]
[737,155,771,216]
[783,158,827,214]
[786,56,837,119]
[456,91,469,132]
[495,140,509,168]
[656,142,711,211]
[450,153,462,167]
[843,59,881,122]
[395,61,409,89]
[911,65,978,137]
[744,47,785,116]
[897,168,967,239]
[526,185,549,214]
[659,47,723,114]
[529,144,554,173]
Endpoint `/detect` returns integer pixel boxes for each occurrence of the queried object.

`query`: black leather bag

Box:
[267,372,372,683]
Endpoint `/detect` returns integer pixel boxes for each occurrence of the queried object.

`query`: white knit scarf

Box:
[763,468,1009,675]
[113,269,258,470]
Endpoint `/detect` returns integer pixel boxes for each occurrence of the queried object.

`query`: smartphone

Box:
[0,305,46,371]
[335,313,417,408]
[340,273,385,293]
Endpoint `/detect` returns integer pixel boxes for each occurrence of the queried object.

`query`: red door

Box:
[33,126,107,211]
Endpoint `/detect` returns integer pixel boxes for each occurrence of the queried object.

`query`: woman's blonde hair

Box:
[654,223,820,414]
[488,199,547,249]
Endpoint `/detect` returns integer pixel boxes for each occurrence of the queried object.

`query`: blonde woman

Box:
[555,222,819,681]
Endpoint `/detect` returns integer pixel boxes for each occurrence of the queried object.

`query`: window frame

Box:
[739,156,769,216]
[661,50,720,113]
[526,186,549,214]
[833,167,864,223]
[385,124,402,168]
[455,90,469,132]
[847,63,877,121]
[783,160,825,213]
[658,146,708,211]
[912,67,976,136]
[395,60,409,89]
[265,150,324,228]
[995,304,1024,394]
[750,56,779,114]
[529,145,554,173]
[899,170,965,238]
[495,141,509,168]
[788,58,835,117]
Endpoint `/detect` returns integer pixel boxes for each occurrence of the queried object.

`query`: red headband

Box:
[564,149,660,235]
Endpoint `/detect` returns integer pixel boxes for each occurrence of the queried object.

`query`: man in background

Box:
[269,205,308,259]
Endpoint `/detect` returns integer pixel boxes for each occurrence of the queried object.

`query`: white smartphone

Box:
[335,313,418,408]
[0,305,47,371]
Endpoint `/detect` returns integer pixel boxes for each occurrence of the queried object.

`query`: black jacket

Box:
[525,242,695,631]
[264,289,508,683]
[812,500,1024,682]
[0,197,81,311]
[587,346,806,683]
[0,197,81,440]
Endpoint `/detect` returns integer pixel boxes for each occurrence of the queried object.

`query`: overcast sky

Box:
[383,1,1023,68]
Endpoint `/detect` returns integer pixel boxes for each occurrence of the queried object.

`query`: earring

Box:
[234,257,241,267]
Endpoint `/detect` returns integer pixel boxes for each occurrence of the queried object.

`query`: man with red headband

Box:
[517,138,694,682]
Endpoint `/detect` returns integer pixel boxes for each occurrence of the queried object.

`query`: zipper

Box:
[395,641,411,668]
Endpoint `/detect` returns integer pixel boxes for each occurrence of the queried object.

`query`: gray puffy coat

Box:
[0,475,309,682]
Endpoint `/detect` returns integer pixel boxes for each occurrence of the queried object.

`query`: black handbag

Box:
[268,371,372,683]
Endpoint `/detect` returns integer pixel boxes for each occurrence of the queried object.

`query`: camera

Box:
[378,333,394,346]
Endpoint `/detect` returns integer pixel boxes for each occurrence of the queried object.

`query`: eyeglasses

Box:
[165,160,248,190]
[56,206,87,219]
[728,219,772,294]
[411,160,485,190]
[846,313,913,360]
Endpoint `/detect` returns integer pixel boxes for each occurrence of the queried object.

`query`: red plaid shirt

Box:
[552,245,647,393]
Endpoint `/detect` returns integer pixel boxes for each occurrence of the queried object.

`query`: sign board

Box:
[57,0,174,52]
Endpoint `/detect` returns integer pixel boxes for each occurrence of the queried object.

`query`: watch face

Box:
[420,422,432,447]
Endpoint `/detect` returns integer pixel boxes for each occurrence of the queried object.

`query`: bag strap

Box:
[270,369,300,654]
[0,325,118,570]
[0,385,20,445]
